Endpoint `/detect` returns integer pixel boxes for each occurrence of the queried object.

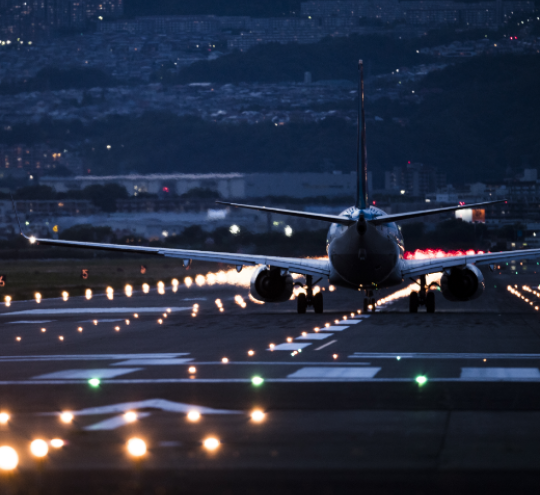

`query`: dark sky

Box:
[124,0,304,17]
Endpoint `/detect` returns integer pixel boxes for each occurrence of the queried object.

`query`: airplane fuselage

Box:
[327,206,404,289]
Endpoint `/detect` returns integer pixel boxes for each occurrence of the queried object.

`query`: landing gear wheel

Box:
[426,291,435,313]
[363,298,369,312]
[409,292,419,313]
[297,293,307,314]
[313,292,323,314]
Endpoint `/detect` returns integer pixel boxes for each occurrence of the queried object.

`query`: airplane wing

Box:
[24,235,330,278]
[218,200,505,226]
[369,200,505,225]
[216,201,355,225]
[401,248,540,278]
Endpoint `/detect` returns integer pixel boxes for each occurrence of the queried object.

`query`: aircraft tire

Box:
[297,293,307,314]
[426,292,435,313]
[409,292,419,313]
[313,292,323,314]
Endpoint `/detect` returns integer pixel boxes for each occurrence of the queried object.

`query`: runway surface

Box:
[1,271,540,493]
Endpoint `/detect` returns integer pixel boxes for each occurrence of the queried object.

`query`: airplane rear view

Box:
[18,61,540,314]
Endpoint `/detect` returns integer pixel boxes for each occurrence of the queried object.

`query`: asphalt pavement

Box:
[1,270,540,494]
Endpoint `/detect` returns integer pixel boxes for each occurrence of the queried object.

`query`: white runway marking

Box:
[80,318,126,323]
[6,376,540,384]
[349,353,540,360]
[0,353,187,362]
[353,315,371,319]
[314,339,337,351]
[2,307,191,316]
[84,412,152,431]
[33,368,141,379]
[271,343,312,351]
[42,398,241,416]
[322,326,349,331]
[287,367,381,379]
[461,367,540,379]
[7,320,54,324]
[336,320,361,324]
[296,333,333,340]
[111,358,194,366]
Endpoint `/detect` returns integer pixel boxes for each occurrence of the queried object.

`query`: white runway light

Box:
[0,446,18,470]
[106,287,114,300]
[203,437,220,451]
[127,438,146,457]
[30,439,48,458]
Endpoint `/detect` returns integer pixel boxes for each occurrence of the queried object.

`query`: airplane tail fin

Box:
[356,60,368,210]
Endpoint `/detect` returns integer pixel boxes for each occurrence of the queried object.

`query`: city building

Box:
[0,144,82,178]
[40,172,360,199]
[384,163,446,197]
[0,0,123,39]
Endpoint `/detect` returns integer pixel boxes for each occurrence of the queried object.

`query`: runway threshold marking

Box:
[314,339,337,350]
[461,367,540,379]
[296,333,333,340]
[349,353,540,360]
[271,343,311,351]
[287,367,381,379]
[32,368,142,379]
[111,358,194,365]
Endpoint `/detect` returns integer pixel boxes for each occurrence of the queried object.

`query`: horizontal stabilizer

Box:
[216,201,355,225]
[369,200,506,225]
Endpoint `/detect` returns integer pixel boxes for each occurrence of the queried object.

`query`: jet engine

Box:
[440,264,485,302]
[250,266,293,303]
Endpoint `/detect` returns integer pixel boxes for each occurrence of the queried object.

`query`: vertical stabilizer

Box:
[356,60,368,210]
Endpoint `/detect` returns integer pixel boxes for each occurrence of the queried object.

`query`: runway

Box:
[1,271,540,493]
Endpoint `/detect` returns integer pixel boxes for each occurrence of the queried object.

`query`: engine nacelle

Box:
[440,263,485,302]
[250,266,293,303]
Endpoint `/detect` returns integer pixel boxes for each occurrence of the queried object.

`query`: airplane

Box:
[14,61,540,314]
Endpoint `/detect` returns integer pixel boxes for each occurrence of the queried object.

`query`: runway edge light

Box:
[251,376,264,386]
[415,376,427,386]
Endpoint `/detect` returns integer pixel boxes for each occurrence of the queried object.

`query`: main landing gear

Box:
[409,275,436,313]
[363,290,376,313]
[297,275,323,314]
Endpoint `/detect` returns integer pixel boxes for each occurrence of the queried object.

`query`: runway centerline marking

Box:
[314,339,337,351]
[322,326,349,331]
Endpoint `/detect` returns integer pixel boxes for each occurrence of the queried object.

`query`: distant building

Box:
[0,0,123,39]
[385,163,446,196]
[40,172,360,200]
[300,0,534,27]
[0,144,81,178]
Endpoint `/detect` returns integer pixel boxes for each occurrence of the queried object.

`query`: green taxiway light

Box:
[251,376,264,386]
[415,376,427,386]
[88,378,101,388]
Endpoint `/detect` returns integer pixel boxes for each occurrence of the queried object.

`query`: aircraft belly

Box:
[328,223,401,288]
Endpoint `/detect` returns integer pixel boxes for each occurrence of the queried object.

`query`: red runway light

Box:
[404,249,484,260]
